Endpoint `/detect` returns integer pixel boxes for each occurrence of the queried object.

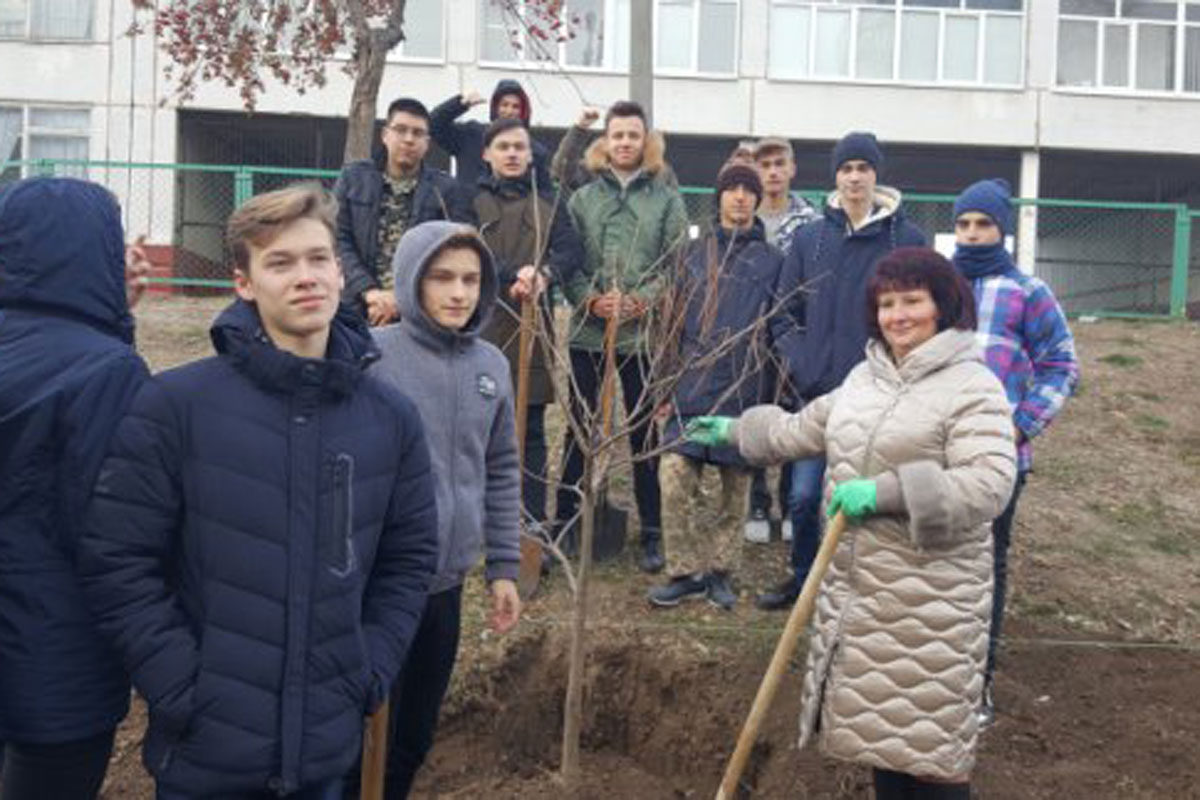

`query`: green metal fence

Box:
[2,159,1193,319]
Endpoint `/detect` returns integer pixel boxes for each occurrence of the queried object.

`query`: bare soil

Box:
[101,298,1200,799]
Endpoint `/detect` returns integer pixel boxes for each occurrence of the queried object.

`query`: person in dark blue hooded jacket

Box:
[79,184,439,799]
[0,177,149,799]
[429,79,552,191]
[650,164,786,611]
[757,132,926,613]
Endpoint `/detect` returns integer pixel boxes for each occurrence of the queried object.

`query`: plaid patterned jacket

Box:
[970,268,1080,471]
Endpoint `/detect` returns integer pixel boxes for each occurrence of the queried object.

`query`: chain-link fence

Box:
[1,159,1193,318]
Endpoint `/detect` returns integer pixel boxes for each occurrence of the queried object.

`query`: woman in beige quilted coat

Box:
[689,247,1016,798]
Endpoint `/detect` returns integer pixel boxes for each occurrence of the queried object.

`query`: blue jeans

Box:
[156,777,342,800]
[787,456,826,589]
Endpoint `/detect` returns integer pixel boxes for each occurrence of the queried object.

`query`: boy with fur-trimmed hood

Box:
[371,221,523,798]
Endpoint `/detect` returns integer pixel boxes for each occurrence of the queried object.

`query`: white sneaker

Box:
[744,510,770,543]
[780,518,793,542]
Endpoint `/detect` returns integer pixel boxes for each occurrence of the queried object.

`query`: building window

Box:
[0,105,90,182]
[1057,0,1200,94]
[393,0,443,60]
[656,0,739,75]
[480,0,630,70]
[769,0,1025,87]
[0,0,94,40]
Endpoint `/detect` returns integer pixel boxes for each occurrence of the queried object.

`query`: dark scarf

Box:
[954,241,1014,279]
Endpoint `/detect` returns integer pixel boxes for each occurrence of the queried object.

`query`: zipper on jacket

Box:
[329,454,357,578]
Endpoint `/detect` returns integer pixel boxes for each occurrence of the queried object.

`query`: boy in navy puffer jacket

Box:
[80,184,439,800]
[371,221,522,798]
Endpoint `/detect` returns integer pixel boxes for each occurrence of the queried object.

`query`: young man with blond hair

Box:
[81,184,439,800]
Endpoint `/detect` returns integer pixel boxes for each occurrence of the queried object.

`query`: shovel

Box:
[515,298,544,599]
[588,308,629,561]
[715,511,848,800]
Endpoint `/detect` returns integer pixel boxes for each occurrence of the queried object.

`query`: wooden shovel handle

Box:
[360,698,390,800]
[599,309,620,437]
[715,511,848,800]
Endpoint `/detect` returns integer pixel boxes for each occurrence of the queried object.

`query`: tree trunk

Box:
[343,33,389,163]
[560,462,596,786]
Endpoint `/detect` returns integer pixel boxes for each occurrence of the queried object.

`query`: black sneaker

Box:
[638,534,665,574]
[755,577,800,611]
[647,574,707,607]
[706,571,737,611]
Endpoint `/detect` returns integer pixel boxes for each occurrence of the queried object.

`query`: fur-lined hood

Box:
[583,129,669,177]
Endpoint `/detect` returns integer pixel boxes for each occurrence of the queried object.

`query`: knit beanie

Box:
[831,131,883,177]
[954,178,1014,237]
[715,163,763,208]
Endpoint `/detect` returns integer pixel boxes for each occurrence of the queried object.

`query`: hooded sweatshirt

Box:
[0,177,148,743]
[372,221,522,594]
[429,80,552,190]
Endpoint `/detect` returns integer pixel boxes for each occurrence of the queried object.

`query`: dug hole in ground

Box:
[101,297,1200,799]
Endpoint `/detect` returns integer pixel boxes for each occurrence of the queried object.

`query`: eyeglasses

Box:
[385,124,429,140]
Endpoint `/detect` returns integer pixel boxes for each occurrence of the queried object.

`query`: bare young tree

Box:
[497,184,801,786]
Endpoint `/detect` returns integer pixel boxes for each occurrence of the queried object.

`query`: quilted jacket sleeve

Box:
[360,396,439,712]
[78,379,199,737]
[334,166,377,300]
[732,392,835,466]
[890,367,1017,551]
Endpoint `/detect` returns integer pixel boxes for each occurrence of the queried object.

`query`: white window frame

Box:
[1056,1,1200,97]
[385,1,446,64]
[0,0,95,42]
[478,0,630,74]
[653,0,742,78]
[766,1,1026,90]
[0,104,92,179]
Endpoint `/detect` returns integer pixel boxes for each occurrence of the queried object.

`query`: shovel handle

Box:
[360,698,390,800]
[715,511,848,800]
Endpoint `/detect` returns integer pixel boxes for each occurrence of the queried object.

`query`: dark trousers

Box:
[986,471,1027,685]
[383,586,463,800]
[522,403,549,524]
[873,769,970,799]
[787,456,826,588]
[555,348,661,538]
[0,729,114,800]
[748,462,793,518]
[158,778,342,800]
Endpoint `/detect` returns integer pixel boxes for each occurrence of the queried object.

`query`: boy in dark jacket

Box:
[757,132,926,612]
[474,117,583,530]
[372,221,522,798]
[430,79,552,191]
[649,165,785,611]
[80,184,439,799]
[0,178,149,799]
[334,97,475,327]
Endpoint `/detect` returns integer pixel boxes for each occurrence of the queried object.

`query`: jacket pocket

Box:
[329,453,358,578]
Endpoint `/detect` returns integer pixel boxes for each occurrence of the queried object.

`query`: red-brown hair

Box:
[865,247,977,341]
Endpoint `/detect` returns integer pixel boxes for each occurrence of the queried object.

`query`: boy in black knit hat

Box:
[755,131,926,612]
[649,163,785,610]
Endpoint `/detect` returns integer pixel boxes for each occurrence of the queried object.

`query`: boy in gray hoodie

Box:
[371,220,522,798]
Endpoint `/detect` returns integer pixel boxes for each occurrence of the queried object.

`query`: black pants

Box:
[873,768,970,799]
[522,403,549,524]
[555,348,661,538]
[748,463,792,518]
[986,471,1027,684]
[383,586,463,800]
[0,729,114,800]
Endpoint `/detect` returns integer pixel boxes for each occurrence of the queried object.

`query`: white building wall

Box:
[4,0,1200,173]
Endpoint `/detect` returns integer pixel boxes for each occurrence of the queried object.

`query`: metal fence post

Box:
[234,168,253,208]
[1171,205,1191,319]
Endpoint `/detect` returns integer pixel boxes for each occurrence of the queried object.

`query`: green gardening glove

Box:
[684,416,735,447]
[828,479,877,520]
